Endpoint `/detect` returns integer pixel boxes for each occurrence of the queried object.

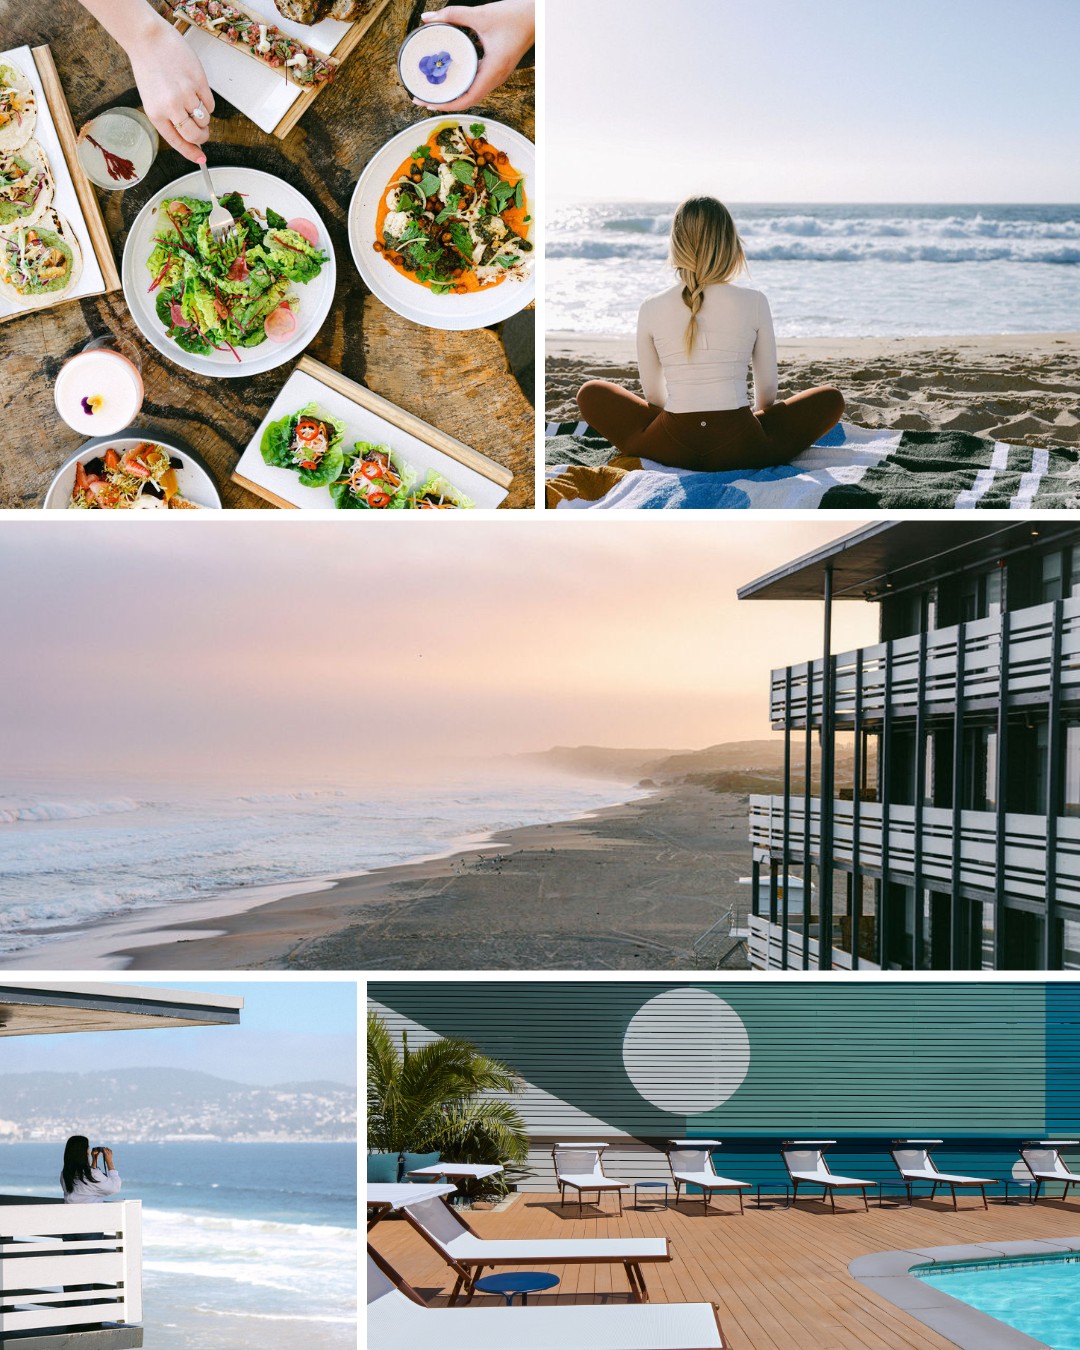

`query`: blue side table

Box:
[474,1272,560,1305]
[634,1181,669,1209]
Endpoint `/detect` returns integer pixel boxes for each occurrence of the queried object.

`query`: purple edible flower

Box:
[80,396,96,416]
[418,51,452,85]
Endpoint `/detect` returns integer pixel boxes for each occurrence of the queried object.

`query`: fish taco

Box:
[0,139,53,227]
[0,62,36,153]
[0,208,82,307]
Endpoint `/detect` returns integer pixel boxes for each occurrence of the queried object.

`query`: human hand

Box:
[102,1147,115,1168]
[413,0,534,112]
[128,17,215,164]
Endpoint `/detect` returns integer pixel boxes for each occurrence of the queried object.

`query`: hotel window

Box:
[960,727,997,811]
[1065,726,1080,816]
[1041,550,1066,603]
[954,568,1003,623]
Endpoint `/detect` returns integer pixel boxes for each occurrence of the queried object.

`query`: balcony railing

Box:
[770,597,1080,726]
[749,795,1080,905]
[0,1197,142,1341]
[747,914,881,970]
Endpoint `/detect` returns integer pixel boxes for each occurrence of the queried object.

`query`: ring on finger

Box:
[191,102,208,123]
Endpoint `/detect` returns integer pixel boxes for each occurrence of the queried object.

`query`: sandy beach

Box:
[546,331,1080,449]
[18,784,753,971]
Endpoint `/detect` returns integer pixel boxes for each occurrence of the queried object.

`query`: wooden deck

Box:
[369,1189,1080,1349]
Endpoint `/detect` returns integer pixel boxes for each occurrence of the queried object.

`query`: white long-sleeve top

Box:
[61,1167,121,1203]
[636,283,778,413]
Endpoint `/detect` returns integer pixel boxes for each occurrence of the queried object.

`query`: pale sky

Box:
[548,0,1080,202]
[3,519,877,782]
[0,982,357,1086]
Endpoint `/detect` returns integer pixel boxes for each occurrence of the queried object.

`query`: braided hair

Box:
[670,197,747,355]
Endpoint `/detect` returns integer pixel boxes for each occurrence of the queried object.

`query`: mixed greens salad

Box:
[147,193,327,358]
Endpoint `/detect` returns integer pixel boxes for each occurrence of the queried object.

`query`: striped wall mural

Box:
[369,982,1080,1193]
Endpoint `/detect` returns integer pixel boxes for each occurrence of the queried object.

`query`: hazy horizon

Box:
[549,0,1080,204]
[3,519,877,786]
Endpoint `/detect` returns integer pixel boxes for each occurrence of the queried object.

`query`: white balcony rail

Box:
[748,914,881,970]
[749,795,1080,905]
[770,597,1080,724]
[0,1198,142,1336]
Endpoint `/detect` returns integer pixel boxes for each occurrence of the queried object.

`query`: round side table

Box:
[473,1271,560,1305]
[634,1180,669,1209]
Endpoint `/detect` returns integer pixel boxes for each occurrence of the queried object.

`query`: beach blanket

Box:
[545,420,1080,510]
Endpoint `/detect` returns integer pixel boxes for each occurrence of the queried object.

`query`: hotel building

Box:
[740,522,1080,971]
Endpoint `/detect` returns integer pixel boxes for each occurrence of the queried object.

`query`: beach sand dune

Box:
[117,785,752,972]
[546,332,1080,450]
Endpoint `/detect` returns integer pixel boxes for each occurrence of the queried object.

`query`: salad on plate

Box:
[70,442,202,509]
[146,192,327,359]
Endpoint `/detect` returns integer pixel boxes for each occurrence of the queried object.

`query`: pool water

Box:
[918,1252,1080,1348]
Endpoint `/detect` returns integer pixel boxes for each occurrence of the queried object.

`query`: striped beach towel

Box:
[545,420,1080,510]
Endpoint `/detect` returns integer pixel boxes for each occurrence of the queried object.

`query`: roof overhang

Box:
[737,522,1078,602]
[0,983,243,1037]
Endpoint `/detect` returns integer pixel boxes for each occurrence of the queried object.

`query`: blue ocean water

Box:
[548,202,1080,337]
[0,1142,356,1350]
[0,771,646,955]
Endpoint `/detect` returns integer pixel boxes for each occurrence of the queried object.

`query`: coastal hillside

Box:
[0,1068,356,1143]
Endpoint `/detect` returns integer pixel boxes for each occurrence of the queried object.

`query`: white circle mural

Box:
[622,988,750,1114]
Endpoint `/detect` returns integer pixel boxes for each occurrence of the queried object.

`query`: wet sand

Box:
[546,331,1080,449]
[106,784,752,971]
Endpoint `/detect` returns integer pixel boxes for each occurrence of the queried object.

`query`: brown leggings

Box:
[576,381,846,473]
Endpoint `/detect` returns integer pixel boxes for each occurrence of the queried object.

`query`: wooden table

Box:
[0,0,535,508]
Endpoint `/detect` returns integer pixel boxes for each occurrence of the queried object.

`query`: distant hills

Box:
[518,740,855,796]
[0,1068,356,1143]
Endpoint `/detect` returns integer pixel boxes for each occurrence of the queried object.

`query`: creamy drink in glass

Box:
[76,108,158,191]
[54,337,144,437]
[397,23,479,105]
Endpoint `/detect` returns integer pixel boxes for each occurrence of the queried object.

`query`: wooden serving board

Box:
[171,0,394,139]
[231,353,513,507]
[0,45,119,325]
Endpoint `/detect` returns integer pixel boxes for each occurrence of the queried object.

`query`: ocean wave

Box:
[550,236,1080,265]
[0,796,140,825]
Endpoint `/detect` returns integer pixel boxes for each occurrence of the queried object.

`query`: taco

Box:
[331,441,412,509]
[260,401,346,488]
[0,208,82,308]
[0,139,53,227]
[404,469,474,510]
[0,62,36,153]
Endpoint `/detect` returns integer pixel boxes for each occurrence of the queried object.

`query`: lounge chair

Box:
[1019,1141,1080,1201]
[667,1140,751,1215]
[890,1140,996,1210]
[367,1248,726,1349]
[781,1141,874,1212]
[400,1192,670,1303]
[552,1143,628,1215]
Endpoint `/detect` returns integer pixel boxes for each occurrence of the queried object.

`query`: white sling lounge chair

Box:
[367,1249,726,1350]
[667,1141,751,1215]
[1019,1141,1080,1201]
[401,1193,671,1304]
[781,1141,874,1212]
[890,1140,997,1210]
[552,1143,629,1215]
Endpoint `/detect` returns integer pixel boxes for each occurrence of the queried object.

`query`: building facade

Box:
[369,980,1080,1192]
[740,521,1080,971]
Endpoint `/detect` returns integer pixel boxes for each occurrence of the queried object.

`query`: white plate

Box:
[121,166,336,377]
[44,436,222,510]
[349,116,535,331]
[234,365,508,508]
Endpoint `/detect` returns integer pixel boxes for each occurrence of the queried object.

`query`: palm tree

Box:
[367,1011,530,1195]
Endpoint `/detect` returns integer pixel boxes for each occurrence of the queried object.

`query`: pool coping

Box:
[849,1235,1080,1350]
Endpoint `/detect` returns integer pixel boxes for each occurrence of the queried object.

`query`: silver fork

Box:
[198,162,238,244]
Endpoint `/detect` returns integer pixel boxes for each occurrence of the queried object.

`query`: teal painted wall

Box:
[370,981,1056,1138]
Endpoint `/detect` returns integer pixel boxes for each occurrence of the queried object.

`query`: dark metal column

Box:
[851,649,864,969]
[803,659,814,971]
[879,640,894,968]
[819,564,836,969]
[1046,599,1065,970]
[994,611,1012,968]
[912,629,928,970]
[782,668,792,972]
[950,621,967,970]
[751,857,760,918]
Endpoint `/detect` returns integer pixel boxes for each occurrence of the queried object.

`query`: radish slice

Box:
[169,302,190,328]
[287,217,319,246]
[264,304,297,342]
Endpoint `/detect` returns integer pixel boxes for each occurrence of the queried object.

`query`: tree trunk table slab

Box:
[0,0,534,508]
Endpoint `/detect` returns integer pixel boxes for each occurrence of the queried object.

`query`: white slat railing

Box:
[0,1199,142,1335]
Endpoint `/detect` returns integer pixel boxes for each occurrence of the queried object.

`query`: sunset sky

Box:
[4,519,877,783]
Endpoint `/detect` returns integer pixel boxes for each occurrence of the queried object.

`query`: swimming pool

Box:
[917,1251,1080,1348]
